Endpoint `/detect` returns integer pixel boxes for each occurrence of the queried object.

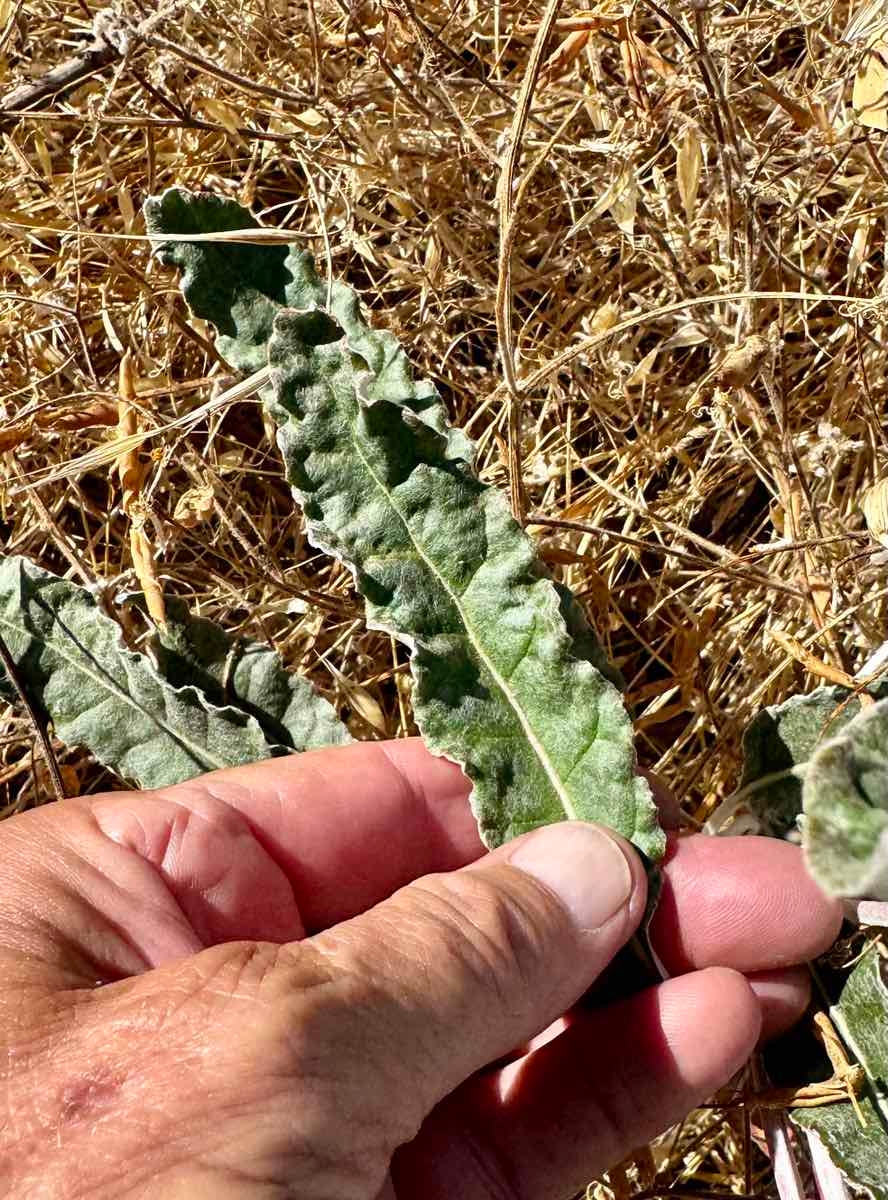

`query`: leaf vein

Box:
[348,415,579,822]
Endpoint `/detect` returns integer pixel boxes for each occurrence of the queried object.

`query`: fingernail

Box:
[508,822,635,932]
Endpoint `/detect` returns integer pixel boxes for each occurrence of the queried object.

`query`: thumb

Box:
[310,821,647,1123]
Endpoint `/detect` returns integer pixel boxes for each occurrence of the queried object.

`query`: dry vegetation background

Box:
[1,0,888,1193]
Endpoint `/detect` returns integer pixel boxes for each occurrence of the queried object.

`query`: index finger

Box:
[94,738,839,975]
[156,738,483,931]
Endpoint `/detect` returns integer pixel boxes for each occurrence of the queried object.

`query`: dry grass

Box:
[2,0,888,1193]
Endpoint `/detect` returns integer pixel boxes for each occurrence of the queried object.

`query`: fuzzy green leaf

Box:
[146,187,662,856]
[718,685,887,840]
[144,191,619,680]
[793,948,888,1200]
[144,187,473,462]
[154,598,351,752]
[266,309,662,853]
[803,698,888,900]
[0,557,274,788]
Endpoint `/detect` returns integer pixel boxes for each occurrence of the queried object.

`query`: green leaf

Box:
[803,698,888,900]
[0,556,274,788]
[793,947,888,1200]
[146,187,663,857]
[145,188,614,682]
[797,1100,888,1200]
[554,580,624,691]
[266,309,662,854]
[153,597,351,752]
[144,187,473,464]
[721,685,887,839]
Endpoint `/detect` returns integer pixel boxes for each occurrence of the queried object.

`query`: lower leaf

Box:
[0,557,274,788]
[803,699,888,900]
[154,597,352,752]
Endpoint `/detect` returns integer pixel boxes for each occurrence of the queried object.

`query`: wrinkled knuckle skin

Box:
[205,941,421,1166]
[421,868,562,1001]
[352,866,568,1026]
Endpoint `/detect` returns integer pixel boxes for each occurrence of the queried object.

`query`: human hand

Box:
[0,740,841,1199]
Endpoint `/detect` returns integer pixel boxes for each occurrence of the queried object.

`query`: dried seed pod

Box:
[173,483,215,529]
[713,334,770,390]
[861,478,888,548]
[114,354,166,629]
[677,126,703,224]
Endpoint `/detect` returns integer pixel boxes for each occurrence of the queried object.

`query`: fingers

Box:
[651,834,844,975]
[129,738,483,931]
[749,966,812,1040]
[392,968,761,1200]
[0,739,477,984]
[100,743,842,963]
[8,822,645,1196]
[0,737,842,999]
[307,821,649,1121]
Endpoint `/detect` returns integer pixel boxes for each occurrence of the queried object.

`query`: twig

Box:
[0,23,120,123]
[495,0,562,524]
[0,4,188,125]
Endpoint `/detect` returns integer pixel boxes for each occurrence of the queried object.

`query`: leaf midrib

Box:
[0,601,234,774]
[345,402,579,821]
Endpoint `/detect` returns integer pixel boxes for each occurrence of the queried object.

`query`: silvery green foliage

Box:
[146,188,663,857]
[144,187,473,463]
[144,194,624,676]
[154,598,351,753]
[267,309,662,851]
[803,699,888,901]
[792,947,888,1200]
[0,557,274,787]
[733,687,886,839]
[144,190,620,682]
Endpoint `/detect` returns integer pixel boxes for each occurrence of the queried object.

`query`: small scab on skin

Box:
[57,1069,126,1127]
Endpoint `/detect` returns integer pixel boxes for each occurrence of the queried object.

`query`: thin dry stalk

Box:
[114,351,165,627]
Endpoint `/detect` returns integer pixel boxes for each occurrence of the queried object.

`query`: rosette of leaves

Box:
[0,556,349,789]
[145,187,664,858]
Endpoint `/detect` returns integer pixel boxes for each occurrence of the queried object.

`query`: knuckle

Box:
[386,866,562,1010]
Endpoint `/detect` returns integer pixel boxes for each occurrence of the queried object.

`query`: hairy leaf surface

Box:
[145,188,616,682]
[266,310,662,852]
[714,685,887,840]
[793,948,888,1200]
[144,188,472,462]
[146,188,662,856]
[0,557,274,787]
[154,598,351,752]
[803,699,888,899]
